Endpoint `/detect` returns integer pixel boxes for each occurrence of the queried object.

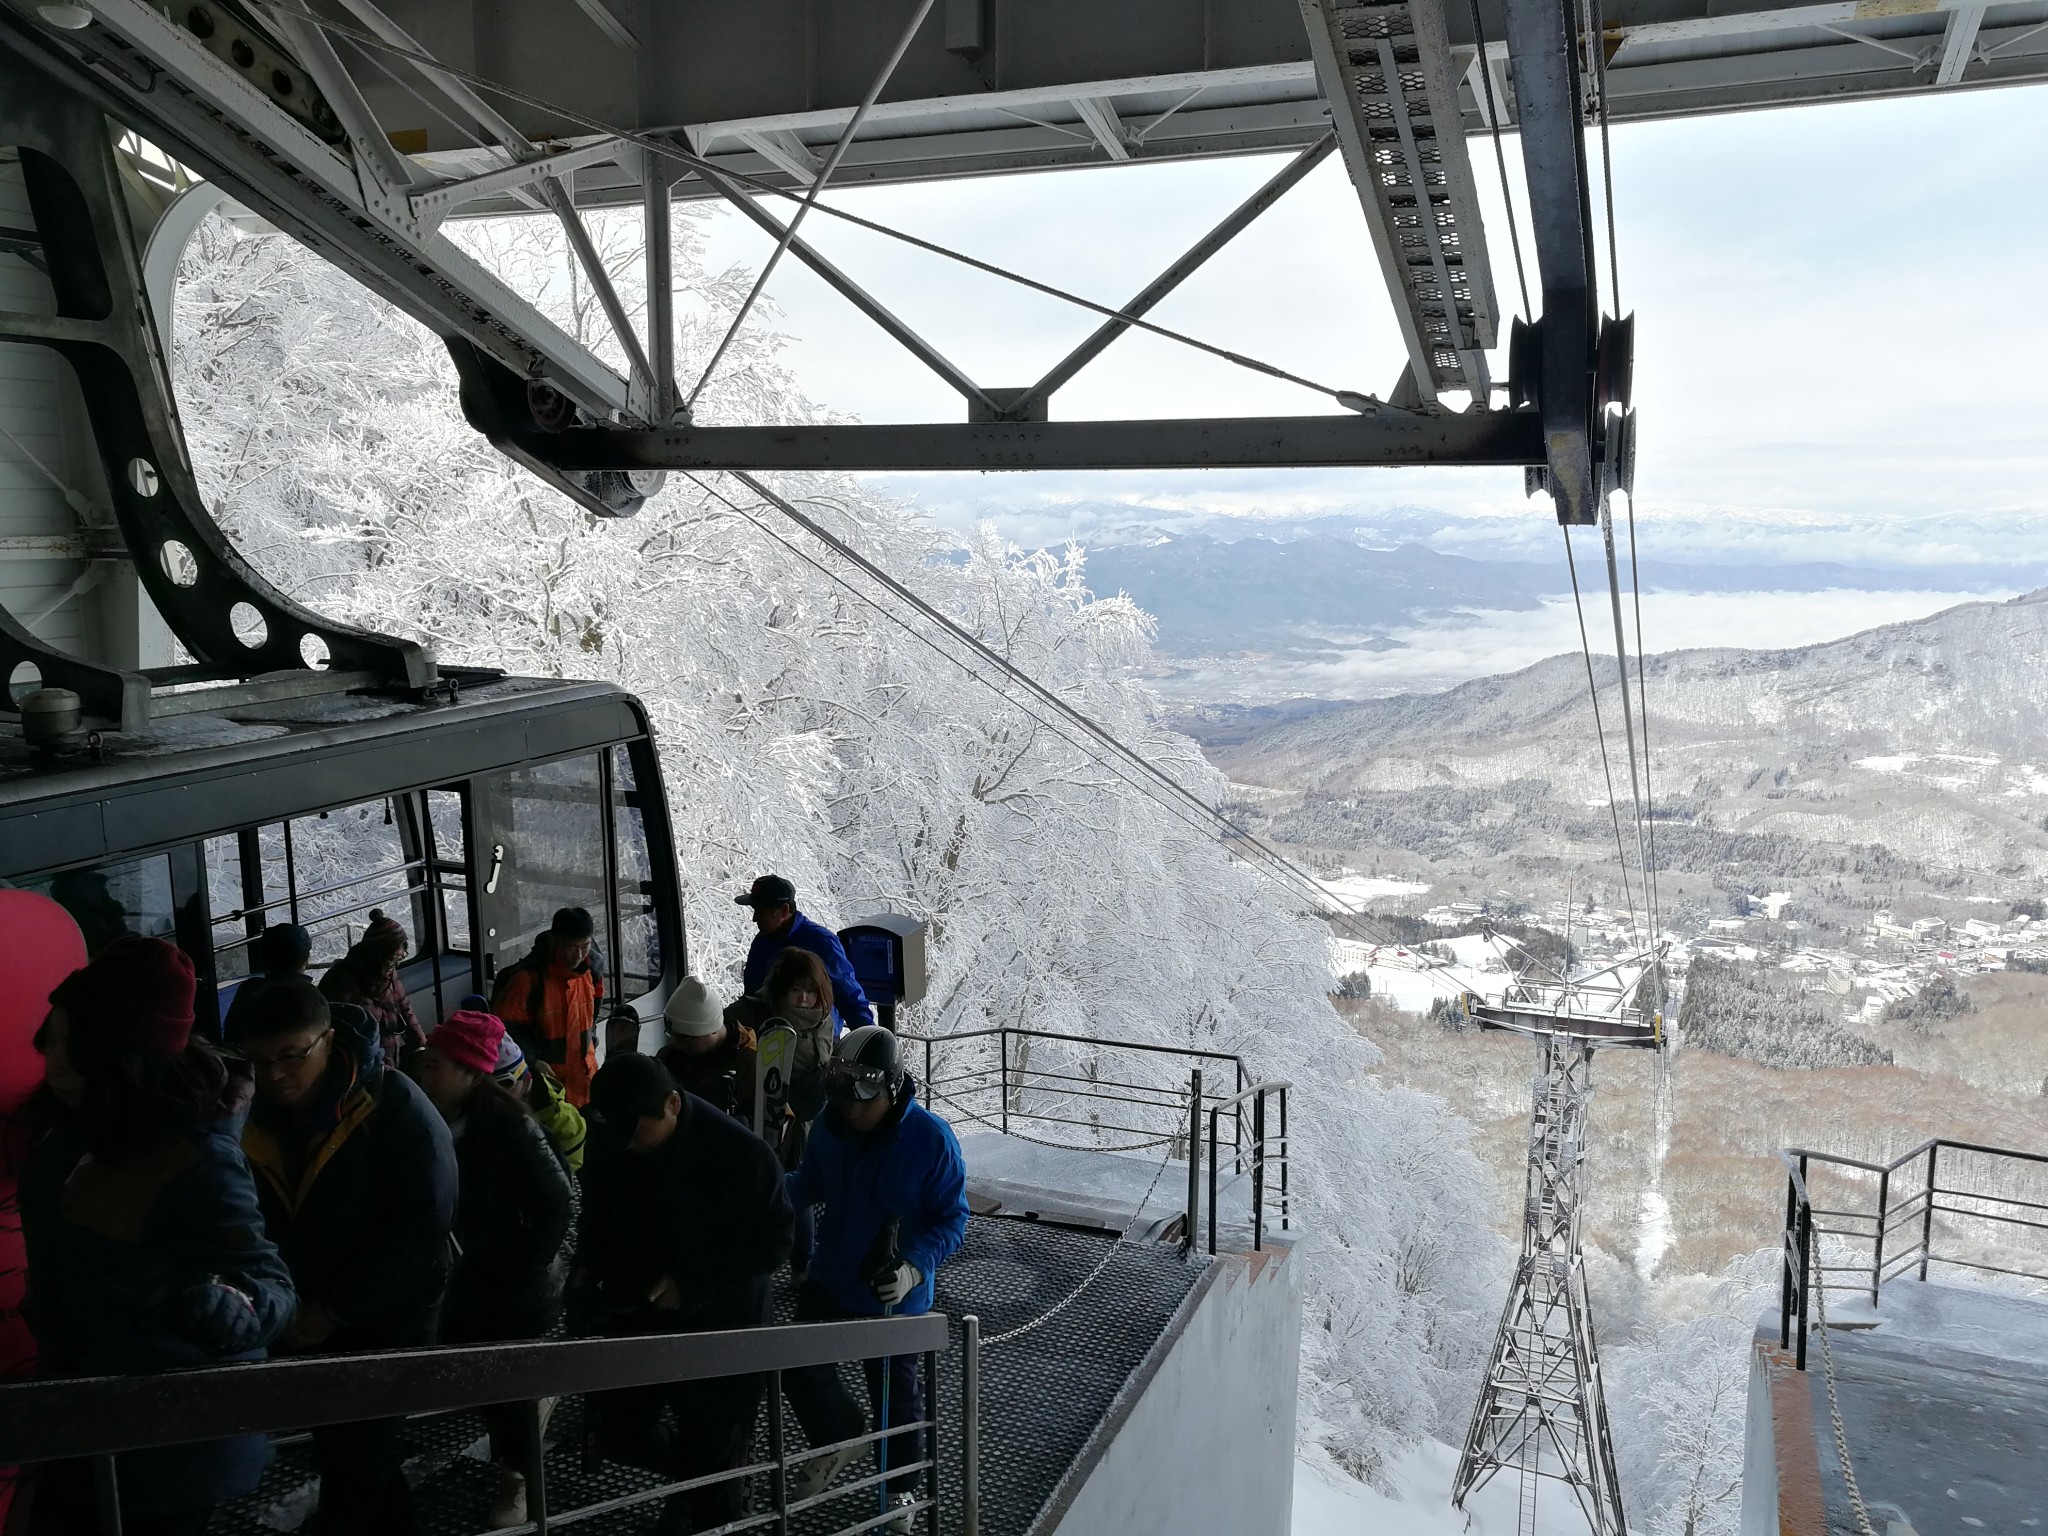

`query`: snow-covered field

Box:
[1292,1441,1594,1536]
[1316,873,1433,905]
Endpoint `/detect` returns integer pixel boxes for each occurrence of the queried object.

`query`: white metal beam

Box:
[1936,3,1987,81]
[568,0,641,50]
[733,128,823,184]
[1071,96,1132,159]
[408,137,625,229]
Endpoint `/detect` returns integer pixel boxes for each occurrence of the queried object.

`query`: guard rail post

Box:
[962,1315,982,1536]
[1186,1068,1203,1255]
[924,1346,941,1533]
[1780,1171,1797,1352]
[768,1369,790,1536]
[1872,1165,1890,1308]
[523,1396,550,1534]
[94,1452,122,1536]
[1919,1142,1939,1281]
[1279,1085,1290,1232]
[999,1028,1011,1135]
[1796,1194,1812,1372]
[1252,1088,1266,1252]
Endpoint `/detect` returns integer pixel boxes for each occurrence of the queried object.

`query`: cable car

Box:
[0,672,683,1044]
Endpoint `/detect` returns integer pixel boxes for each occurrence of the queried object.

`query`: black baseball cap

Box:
[735,875,796,909]
[589,1051,678,1127]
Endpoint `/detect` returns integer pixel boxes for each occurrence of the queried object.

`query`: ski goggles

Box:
[824,1057,890,1103]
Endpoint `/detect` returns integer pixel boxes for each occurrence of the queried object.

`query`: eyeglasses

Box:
[245,1029,332,1073]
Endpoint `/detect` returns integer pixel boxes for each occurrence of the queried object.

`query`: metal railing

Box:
[908,1027,1245,1157]
[1778,1136,2048,1370]
[1207,1081,1291,1256]
[0,1314,949,1536]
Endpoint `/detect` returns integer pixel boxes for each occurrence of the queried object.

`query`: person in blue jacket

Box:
[23,936,297,1536]
[781,1026,966,1531]
[736,875,875,1033]
[239,979,456,1536]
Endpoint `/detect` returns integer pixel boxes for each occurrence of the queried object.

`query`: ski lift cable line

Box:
[1597,499,1656,959]
[274,10,1375,413]
[1561,525,1642,944]
[692,469,1492,989]
[695,480,1426,980]
[1587,0,1623,316]
[682,0,940,414]
[717,467,1449,961]
[1464,0,1532,325]
[1623,488,1663,998]
[698,469,1439,968]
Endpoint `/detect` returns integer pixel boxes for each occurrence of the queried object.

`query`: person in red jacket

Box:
[0,891,87,1530]
[492,908,604,1107]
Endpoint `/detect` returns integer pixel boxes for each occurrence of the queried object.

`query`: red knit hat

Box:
[430,1009,505,1076]
[51,936,197,1056]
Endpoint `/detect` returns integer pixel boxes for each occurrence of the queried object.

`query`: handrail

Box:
[0,1314,947,1465]
[1777,1134,2048,1371]
[1207,1081,1291,1256]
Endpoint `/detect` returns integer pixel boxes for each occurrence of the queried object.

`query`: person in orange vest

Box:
[492,907,605,1107]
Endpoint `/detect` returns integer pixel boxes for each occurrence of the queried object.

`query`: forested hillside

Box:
[171,212,1502,1482]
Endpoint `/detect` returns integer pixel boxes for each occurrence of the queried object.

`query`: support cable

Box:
[686,469,1491,989]
[1597,501,1654,955]
[1585,0,1622,313]
[1465,0,1532,324]
[1622,489,1662,992]
[1562,526,1640,940]
[682,0,938,414]
[280,10,1379,411]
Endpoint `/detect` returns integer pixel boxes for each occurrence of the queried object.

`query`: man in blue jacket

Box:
[782,1026,966,1531]
[240,980,457,1536]
[736,875,874,1033]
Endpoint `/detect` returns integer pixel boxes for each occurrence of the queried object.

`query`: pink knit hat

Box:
[430,1009,505,1076]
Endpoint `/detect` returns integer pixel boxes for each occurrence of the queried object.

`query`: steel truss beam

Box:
[1301,0,1499,403]
[440,399,1548,474]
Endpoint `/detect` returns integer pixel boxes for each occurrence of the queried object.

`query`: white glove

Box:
[872,1260,921,1307]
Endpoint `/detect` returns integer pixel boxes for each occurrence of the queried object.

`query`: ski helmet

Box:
[826,1023,904,1102]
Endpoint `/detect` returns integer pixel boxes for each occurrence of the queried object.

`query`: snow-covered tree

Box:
[171,207,1505,1476]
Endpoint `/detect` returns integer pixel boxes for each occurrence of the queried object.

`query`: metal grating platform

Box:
[208,1216,1206,1535]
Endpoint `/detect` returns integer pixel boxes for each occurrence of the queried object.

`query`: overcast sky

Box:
[697,80,2048,586]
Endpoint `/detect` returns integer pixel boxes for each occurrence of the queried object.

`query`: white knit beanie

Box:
[662,976,725,1038]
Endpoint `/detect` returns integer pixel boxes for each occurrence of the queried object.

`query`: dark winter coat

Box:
[575,1090,793,1329]
[656,1017,758,1123]
[742,911,875,1034]
[787,1079,967,1317]
[242,1005,457,1348]
[317,957,423,1063]
[22,1105,297,1517]
[442,1087,576,1343]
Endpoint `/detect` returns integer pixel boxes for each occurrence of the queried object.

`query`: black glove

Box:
[172,1277,264,1353]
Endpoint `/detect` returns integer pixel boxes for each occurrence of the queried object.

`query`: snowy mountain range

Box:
[1199,589,2048,896]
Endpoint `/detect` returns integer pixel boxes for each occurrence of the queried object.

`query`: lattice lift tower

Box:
[1452,974,1663,1536]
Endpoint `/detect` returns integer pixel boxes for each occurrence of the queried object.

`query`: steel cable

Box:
[1562,525,1641,941]
[693,469,1498,991]
[1464,0,1532,324]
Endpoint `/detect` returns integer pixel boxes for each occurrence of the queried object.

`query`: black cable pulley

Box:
[1507,315,1543,409]
[1595,313,1635,411]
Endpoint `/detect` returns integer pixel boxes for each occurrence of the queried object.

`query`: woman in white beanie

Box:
[655,977,758,1122]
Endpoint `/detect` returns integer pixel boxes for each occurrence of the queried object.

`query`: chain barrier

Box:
[928,1091,1189,1154]
[1806,1262,1880,1536]
[981,1138,1182,1349]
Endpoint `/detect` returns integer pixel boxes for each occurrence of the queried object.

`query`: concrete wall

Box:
[1740,1335,1779,1536]
[1037,1239,1301,1536]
